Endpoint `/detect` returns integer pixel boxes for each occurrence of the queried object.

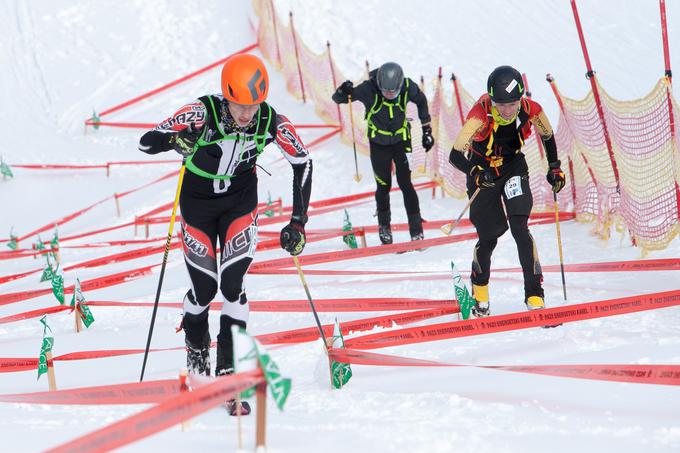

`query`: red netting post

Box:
[521,73,545,162]
[659,0,680,219]
[568,156,577,210]
[268,0,282,66]
[289,11,306,103]
[327,41,343,129]
[451,73,465,127]
[547,74,581,210]
[570,0,620,190]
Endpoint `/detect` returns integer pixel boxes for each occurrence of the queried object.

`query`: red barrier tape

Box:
[495,258,680,273]
[45,370,263,453]
[93,44,257,118]
[0,297,456,325]
[0,379,181,405]
[329,349,680,386]
[0,305,457,372]
[345,289,680,350]
[0,264,156,306]
[257,307,459,345]
[8,160,177,170]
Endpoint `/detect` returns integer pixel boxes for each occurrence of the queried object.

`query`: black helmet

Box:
[377,62,404,96]
[487,65,524,103]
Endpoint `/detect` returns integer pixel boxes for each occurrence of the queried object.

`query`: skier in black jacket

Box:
[138,54,312,396]
[332,62,434,244]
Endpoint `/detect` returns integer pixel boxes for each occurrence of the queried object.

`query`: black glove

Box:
[470,165,495,189]
[171,123,202,157]
[546,160,566,193]
[280,220,306,255]
[422,124,434,152]
[338,80,354,97]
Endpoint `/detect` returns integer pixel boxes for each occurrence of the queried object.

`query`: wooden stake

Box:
[278,197,283,215]
[115,194,121,217]
[46,351,57,391]
[236,393,243,450]
[74,304,83,333]
[255,382,267,450]
[179,369,190,431]
[358,227,367,248]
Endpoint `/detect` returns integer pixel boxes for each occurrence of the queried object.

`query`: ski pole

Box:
[440,188,480,235]
[292,255,329,348]
[140,160,186,382]
[347,95,362,182]
[553,191,567,300]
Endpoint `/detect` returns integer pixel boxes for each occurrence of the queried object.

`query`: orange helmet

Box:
[221,54,269,105]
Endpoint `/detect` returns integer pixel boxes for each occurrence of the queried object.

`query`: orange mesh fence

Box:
[551,77,680,251]
[253,0,679,252]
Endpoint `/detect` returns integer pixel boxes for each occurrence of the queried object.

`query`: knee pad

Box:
[183,289,213,316]
[221,292,249,324]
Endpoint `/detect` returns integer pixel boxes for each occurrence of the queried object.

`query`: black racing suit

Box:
[139,95,312,374]
[449,95,558,301]
[332,69,431,236]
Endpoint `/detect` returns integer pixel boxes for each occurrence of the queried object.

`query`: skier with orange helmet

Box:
[138,54,312,408]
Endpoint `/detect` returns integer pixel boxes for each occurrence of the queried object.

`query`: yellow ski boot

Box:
[471,284,490,317]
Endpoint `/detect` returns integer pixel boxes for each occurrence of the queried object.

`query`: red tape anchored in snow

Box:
[329,349,680,386]
[45,370,263,453]
[344,289,680,350]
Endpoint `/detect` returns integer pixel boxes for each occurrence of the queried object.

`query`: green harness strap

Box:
[366,79,411,141]
[185,96,272,180]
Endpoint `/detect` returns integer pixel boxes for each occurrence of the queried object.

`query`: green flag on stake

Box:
[232,326,291,410]
[330,318,352,389]
[263,191,275,217]
[451,261,474,319]
[342,209,357,249]
[90,111,101,130]
[0,158,13,179]
[7,228,18,250]
[40,261,55,283]
[37,316,54,380]
[51,265,65,305]
[34,236,46,251]
[70,278,95,328]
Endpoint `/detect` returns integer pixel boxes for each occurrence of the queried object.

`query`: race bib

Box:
[504,176,523,199]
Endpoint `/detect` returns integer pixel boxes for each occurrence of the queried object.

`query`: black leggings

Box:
[467,159,543,299]
[369,141,422,234]
[179,178,258,371]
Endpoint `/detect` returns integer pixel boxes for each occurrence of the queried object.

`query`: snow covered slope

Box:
[0,1,678,452]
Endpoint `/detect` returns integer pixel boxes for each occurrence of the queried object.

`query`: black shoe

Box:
[379,225,393,245]
[186,340,211,376]
[471,301,490,318]
[226,399,251,416]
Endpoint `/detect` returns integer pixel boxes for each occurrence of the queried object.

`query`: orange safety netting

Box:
[552,77,680,251]
[253,0,679,252]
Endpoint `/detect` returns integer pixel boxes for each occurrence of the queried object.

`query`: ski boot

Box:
[185,330,211,376]
[217,367,252,416]
[378,225,393,245]
[525,295,545,310]
[471,283,490,317]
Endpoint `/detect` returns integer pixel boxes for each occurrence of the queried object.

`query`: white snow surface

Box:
[0,1,678,452]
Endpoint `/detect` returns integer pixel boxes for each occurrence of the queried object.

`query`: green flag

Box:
[341,209,357,249]
[330,318,352,389]
[263,191,275,218]
[34,236,46,251]
[51,265,65,305]
[37,316,54,380]
[40,262,55,282]
[232,326,291,410]
[7,228,18,250]
[0,159,13,179]
[451,261,474,320]
[70,278,95,327]
[90,111,101,130]
[49,229,59,261]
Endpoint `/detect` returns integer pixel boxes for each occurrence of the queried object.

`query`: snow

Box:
[0,1,679,452]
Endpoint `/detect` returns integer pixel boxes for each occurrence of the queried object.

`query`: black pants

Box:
[179,177,258,373]
[466,157,543,299]
[369,140,422,235]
